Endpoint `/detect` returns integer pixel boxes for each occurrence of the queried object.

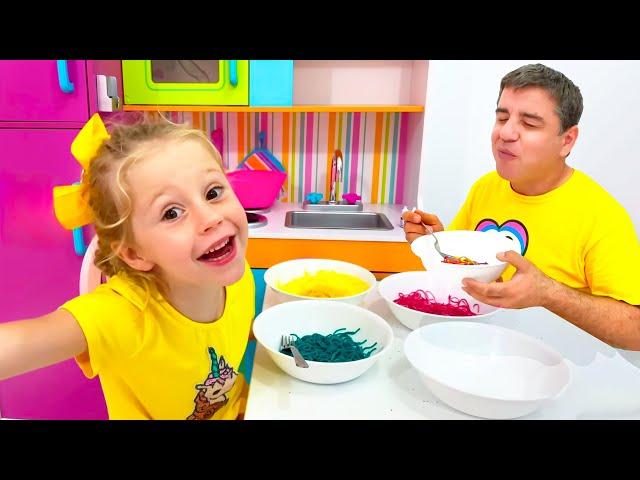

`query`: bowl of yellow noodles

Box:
[263,258,377,306]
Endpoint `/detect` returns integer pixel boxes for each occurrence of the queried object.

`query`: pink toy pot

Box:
[227,169,286,209]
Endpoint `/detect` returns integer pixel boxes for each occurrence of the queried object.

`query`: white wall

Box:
[293,60,417,105]
[418,60,640,235]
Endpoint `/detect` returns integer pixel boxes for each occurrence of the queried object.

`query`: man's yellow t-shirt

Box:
[449,169,640,305]
[60,261,255,420]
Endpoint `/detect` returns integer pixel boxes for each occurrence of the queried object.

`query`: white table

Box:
[244,286,640,419]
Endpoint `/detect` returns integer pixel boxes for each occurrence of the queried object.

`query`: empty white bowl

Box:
[378,271,501,330]
[263,258,377,306]
[410,230,517,283]
[404,321,571,419]
[252,299,393,384]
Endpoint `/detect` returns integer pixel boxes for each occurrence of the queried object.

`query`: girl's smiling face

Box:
[120,137,248,289]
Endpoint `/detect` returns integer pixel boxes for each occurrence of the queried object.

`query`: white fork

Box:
[417,192,455,260]
[280,335,309,368]
[404,194,452,261]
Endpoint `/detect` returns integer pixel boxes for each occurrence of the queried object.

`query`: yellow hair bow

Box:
[53,113,111,230]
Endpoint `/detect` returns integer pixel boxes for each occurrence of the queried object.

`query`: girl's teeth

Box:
[209,239,229,253]
[205,238,230,255]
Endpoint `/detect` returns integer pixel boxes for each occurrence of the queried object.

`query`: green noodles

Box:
[280,328,378,363]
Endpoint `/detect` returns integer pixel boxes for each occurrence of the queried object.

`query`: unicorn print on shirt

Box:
[187,347,238,420]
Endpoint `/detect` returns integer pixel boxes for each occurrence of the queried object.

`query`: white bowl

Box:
[263,258,377,306]
[252,299,393,384]
[378,271,501,330]
[404,322,571,419]
[410,230,518,283]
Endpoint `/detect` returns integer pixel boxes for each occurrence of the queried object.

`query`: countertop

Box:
[244,286,640,420]
[247,201,407,242]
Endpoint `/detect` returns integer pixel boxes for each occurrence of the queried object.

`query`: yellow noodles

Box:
[278,270,370,298]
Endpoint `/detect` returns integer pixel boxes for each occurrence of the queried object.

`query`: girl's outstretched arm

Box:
[0,309,87,380]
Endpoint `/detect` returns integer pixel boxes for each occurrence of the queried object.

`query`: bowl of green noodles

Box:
[263,258,377,306]
[252,299,394,384]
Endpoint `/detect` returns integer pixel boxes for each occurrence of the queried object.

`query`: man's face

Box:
[491,86,576,187]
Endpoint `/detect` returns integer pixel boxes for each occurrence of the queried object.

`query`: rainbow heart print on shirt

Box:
[475,219,529,256]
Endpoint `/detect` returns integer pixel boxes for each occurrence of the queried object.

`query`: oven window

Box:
[150,60,220,83]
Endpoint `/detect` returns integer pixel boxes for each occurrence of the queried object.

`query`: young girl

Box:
[0,113,255,420]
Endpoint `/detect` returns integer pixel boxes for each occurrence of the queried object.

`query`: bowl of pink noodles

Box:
[378,270,501,330]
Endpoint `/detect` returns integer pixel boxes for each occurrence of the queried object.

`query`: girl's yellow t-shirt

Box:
[60,261,255,420]
[449,169,640,306]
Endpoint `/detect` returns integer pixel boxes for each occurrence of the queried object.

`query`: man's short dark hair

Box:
[499,63,583,133]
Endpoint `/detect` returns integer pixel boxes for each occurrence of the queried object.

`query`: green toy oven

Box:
[122,60,248,105]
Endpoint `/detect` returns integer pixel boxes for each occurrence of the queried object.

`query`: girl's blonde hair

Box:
[86,112,223,294]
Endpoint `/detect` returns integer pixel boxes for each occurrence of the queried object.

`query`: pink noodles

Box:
[394,289,480,316]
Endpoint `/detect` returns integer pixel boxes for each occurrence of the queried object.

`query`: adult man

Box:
[403,64,640,350]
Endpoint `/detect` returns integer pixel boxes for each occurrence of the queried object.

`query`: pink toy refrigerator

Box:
[0,60,121,419]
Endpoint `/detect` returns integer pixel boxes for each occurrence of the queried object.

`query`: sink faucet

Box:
[329,149,343,204]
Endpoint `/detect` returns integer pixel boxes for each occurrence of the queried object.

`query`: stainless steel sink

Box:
[302,200,364,212]
[285,210,394,230]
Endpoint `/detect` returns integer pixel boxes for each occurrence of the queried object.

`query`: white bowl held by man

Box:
[263,258,376,306]
[378,270,501,330]
[252,299,393,384]
[410,230,518,283]
[404,322,571,419]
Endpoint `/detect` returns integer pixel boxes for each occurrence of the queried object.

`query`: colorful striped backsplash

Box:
[165,111,409,204]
